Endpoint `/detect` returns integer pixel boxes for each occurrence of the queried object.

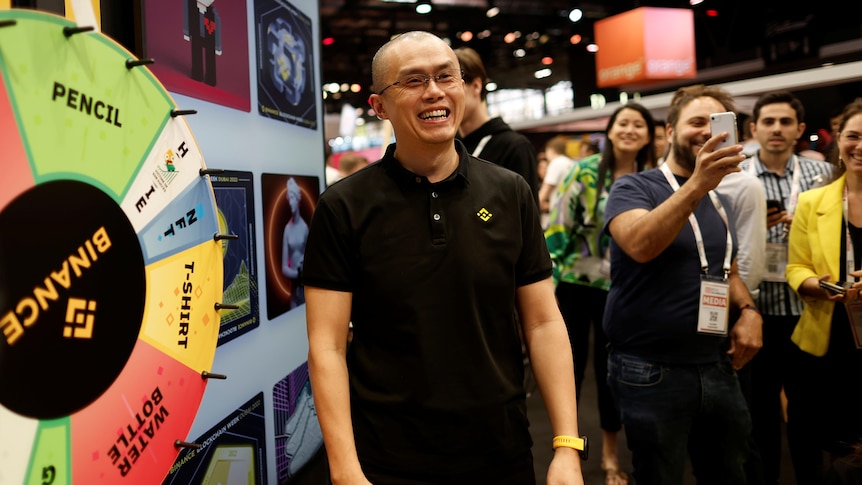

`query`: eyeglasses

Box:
[376,69,464,95]
[840,132,862,143]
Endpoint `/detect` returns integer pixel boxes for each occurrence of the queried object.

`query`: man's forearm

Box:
[308,350,365,483]
[611,181,709,263]
[525,319,579,439]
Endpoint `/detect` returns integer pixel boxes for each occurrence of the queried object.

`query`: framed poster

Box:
[142,0,251,112]
[253,0,317,129]
[163,392,268,485]
[212,170,260,346]
[273,362,322,483]
[260,173,319,321]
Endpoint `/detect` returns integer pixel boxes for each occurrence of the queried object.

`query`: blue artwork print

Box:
[254,0,317,129]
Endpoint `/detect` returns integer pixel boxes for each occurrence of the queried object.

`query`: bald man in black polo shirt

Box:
[303,31,584,485]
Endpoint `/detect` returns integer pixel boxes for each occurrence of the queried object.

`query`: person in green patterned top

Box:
[545,103,656,485]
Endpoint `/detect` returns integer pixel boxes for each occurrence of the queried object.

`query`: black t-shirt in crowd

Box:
[303,140,551,475]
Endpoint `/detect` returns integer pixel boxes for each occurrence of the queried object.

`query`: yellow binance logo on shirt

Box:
[477,208,492,222]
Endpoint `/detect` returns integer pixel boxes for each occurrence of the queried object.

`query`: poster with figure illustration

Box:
[260,173,319,320]
[211,170,260,346]
[253,0,317,129]
[143,0,251,111]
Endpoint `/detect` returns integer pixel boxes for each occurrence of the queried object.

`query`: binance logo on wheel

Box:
[64,298,97,339]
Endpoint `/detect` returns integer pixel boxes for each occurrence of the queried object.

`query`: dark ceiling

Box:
[318,0,862,115]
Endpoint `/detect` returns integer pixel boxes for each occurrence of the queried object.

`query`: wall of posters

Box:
[154,0,328,482]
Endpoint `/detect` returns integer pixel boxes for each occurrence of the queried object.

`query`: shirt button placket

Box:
[430,190,446,243]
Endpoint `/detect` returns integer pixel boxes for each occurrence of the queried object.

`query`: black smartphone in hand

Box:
[766,199,785,212]
[820,280,851,295]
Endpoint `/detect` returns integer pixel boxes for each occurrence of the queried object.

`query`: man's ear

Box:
[467,77,483,96]
[796,121,807,141]
[368,94,388,120]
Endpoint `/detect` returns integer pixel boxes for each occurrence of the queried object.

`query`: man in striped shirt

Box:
[739,90,835,485]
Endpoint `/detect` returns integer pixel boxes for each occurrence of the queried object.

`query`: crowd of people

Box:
[302,29,862,485]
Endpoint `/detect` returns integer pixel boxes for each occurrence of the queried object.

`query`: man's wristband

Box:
[740,304,760,315]
[552,435,588,460]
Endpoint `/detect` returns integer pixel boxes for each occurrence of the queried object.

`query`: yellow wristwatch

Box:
[552,435,589,460]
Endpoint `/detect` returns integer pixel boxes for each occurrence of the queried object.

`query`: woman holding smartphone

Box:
[785,98,862,482]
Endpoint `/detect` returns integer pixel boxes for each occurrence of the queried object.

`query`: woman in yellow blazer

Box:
[785,98,862,480]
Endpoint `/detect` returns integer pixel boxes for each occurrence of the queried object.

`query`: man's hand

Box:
[546,447,585,485]
[766,207,788,229]
[727,308,763,370]
[689,132,746,193]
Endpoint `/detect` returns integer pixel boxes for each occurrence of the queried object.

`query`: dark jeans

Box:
[608,351,752,485]
[556,281,621,432]
[746,313,798,484]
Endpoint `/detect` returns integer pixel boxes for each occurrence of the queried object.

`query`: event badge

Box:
[846,300,862,348]
[697,276,729,335]
[763,243,788,282]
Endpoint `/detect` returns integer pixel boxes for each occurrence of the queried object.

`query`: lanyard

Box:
[749,154,802,216]
[471,134,492,157]
[844,183,858,280]
[660,163,733,279]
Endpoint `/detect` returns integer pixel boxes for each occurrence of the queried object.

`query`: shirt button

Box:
[431,191,438,198]
[415,177,422,183]
[433,213,441,221]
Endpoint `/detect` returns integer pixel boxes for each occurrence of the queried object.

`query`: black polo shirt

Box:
[304,141,552,475]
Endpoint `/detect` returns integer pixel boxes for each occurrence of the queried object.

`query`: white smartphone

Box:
[710,112,739,149]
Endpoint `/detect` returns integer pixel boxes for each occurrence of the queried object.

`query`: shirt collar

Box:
[380,140,471,188]
[751,152,796,176]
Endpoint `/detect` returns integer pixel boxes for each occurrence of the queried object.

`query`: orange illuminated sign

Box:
[594,7,696,88]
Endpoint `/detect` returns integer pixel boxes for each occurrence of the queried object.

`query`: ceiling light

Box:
[568,8,583,23]
[534,68,551,79]
[486,6,500,17]
[570,34,582,44]
[504,32,517,43]
[415,1,432,14]
[586,43,598,53]
[486,82,498,91]
[460,31,473,42]
[541,56,553,65]
[513,48,525,58]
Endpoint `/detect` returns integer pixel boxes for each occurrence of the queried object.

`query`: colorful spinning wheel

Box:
[0,9,223,485]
